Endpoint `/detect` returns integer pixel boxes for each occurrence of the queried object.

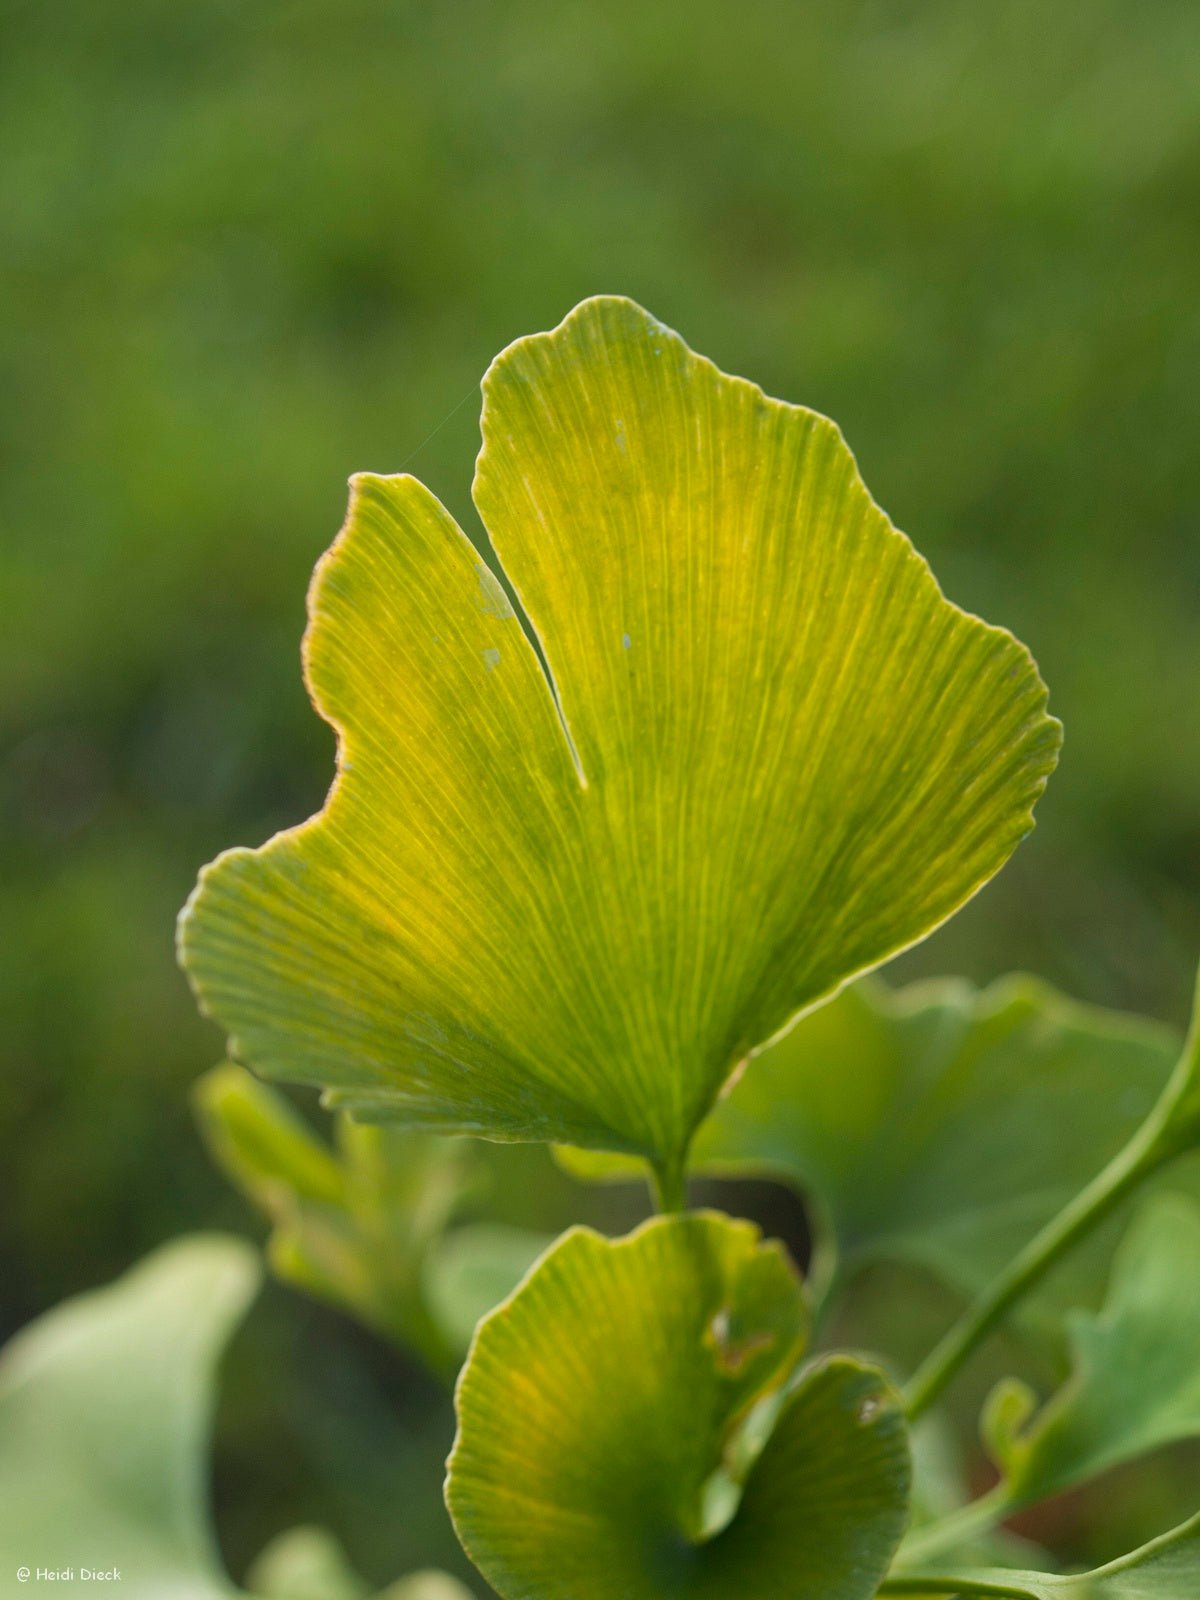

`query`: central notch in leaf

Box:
[178,296,1060,1184]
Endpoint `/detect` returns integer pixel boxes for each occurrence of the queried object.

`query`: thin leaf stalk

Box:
[650,1153,689,1214]
[879,1579,1033,1598]
[897,1483,1014,1569]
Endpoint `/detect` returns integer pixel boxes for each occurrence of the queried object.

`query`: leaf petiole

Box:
[879,1579,1032,1598]
[650,1154,689,1214]
[898,1482,1015,1568]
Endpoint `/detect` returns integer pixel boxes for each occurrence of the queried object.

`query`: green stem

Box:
[804,1192,842,1335]
[650,1155,688,1214]
[904,1072,1184,1420]
[879,1579,1032,1598]
[899,1483,1014,1568]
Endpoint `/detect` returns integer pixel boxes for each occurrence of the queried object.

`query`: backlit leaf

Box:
[446,1212,909,1600]
[179,296,1059,1182]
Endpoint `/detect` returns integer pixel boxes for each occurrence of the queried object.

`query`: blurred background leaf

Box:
[2,0,1198,1587]
[0,1236,474,1600]
[194,1064,551,1379]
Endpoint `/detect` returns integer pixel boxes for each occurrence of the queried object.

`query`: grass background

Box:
[2,0,1199,1587]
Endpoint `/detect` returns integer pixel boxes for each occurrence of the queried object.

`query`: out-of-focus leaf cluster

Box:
[194,1064,550,1381]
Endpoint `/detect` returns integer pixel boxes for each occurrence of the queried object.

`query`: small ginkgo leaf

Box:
[195,1063,548,1377]
[983,1193,1200,1509]
[446,1212,909,1600]
[561,973,1180,1326]
[895,1509,1200,1599]
[179,295,1059,1185]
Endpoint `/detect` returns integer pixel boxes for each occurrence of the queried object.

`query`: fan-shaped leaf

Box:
[447,1211,909,1600]
[179,296,1059,1182]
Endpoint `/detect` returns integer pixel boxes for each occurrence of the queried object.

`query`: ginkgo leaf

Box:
[0,1235,473,1600]
[194,1063,548,1377]
[423,1223,552,1354]
[446,1212,910,1600]
[561,973,1181,1324]
[888,1508,1200,1599]
[982,1194,1200,1508]
[0,1234,258,1598]
[179,295,1059,1187]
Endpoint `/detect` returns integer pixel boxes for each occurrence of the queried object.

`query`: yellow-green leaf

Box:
[179,295,1059,1180]
[446,1212,909,1600]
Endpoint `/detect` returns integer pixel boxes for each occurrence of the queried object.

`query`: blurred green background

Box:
[2,0,1198,1589]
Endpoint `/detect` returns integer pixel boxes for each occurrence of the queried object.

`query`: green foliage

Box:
[7,19,1200,1581]
[6,10,1200,1600]
[166,301,1200,1599]
[984,1195,1200,1508]
[447,1212,909,1600]
[0,1234,469,1600]
[894,1509,1200,1598]
[13,288,1200,1600]
[179,297,1058,1193]
[194,1063,548,1377]
[562,971,1181,1317]
[0,1235,257,1599]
